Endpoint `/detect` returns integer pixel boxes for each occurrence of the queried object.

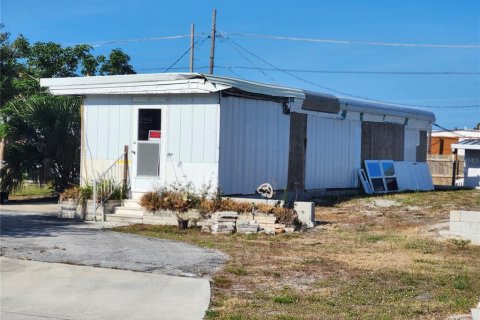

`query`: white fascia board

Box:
[204,74,306,100]
[452,144,480,150]
[339,98,435,122]
[40,74,225,96]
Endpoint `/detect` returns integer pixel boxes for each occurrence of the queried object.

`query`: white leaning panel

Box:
[394,161,434,191]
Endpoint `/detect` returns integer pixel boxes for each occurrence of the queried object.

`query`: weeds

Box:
[113,189,480,320]
[449,238,471,250]
[225,265,248,276]
[272,295,296,304]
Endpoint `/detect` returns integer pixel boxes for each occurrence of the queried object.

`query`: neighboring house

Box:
[40,73,435,198]
[451,139,480,189]
[430,129,480,155]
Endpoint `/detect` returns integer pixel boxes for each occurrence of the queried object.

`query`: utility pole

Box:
[209,8,217,74]
[189,23,195,73]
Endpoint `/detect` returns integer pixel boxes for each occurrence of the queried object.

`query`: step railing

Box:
[92,146,130,221]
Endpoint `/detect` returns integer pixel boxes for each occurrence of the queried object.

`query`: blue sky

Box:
[2,0,479,129]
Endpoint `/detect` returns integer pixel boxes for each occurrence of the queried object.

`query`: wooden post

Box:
[451,150,458,186]
[123,145,129,191]
[189,23,195,73]
[209,9,217,74]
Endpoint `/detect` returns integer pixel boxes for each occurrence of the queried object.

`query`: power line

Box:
[223,37,277,83]
[137,64,480,75]
[88,35,194,48]
[163,36,207,72]
[221,37,480,110]
[223,32,480,49]
[138,66,210,71]
[215,65,480,76]
[432,123,468,136]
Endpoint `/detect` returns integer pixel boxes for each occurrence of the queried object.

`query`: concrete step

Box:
[122,199,143,209]
[106,215,143,224]
[114,206,144,216]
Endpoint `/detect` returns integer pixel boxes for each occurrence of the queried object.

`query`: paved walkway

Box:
[1,257,210,320]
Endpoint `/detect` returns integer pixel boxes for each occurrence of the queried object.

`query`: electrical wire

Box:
[223,37,277,83]
[139,66,209,71]
[163,36,207,72]
[223,32,480,49]
[89,35,192,48]
[139,65,479,75]
[215,66,480,76]
[223,36,480,110]
[432,123,469,137]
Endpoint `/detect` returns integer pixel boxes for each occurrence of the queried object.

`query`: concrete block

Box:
[294,201,315,228]
[450,211,462,222]
[472,305,480,320]
[212,211,238,219]
[460,211,480,223]
[449,221,462,233]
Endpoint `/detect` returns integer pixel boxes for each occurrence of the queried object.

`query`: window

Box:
[138,109,161,141]
[364,160,398,193]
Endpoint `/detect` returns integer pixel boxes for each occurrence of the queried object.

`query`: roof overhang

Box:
[40,72,435,121]
[452,139,480,150]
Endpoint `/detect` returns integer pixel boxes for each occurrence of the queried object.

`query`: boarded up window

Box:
[361,122,404,161]
[416,130,428,162]
[287,112,307,191]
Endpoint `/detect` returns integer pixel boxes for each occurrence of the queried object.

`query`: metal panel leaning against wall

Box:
[218,96,290,195]
[305,115,361,189]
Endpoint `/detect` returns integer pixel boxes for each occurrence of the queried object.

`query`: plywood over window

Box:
[361,121,404,161]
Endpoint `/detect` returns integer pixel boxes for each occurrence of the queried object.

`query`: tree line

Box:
[0,32,135,193]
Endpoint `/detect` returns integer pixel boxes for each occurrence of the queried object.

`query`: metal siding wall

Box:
[82,95,133,181]
[166,94,218,163]
[83,95,133,160]
[305,116,361,189]
[164,94,219,189]
[218,96,290,195]
[404,127,420,161]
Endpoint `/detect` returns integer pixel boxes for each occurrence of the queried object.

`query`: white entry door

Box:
[131,107,163,192]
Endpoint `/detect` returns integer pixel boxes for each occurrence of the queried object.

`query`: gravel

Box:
[0,210,227,277]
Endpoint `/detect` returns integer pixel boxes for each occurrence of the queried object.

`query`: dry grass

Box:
[113,189,480,320]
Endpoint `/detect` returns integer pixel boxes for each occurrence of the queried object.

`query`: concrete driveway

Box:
[1,257,210,320]
[0,208,226,277]
[0,206,227,319]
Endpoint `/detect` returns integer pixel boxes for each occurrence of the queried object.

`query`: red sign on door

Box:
[148,130,161,140]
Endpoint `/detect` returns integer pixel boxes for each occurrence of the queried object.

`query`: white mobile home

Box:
[40,73,435,198]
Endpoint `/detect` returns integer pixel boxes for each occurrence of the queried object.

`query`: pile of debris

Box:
[198,211,292,234]
[199,211,238,234]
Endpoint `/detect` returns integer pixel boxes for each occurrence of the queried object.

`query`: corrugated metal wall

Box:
[164,94,220,189]
[404,127,420,161]
[218,96,290,195]
[305,116,361,189]
[82,94,220,192]
[82,95,133,183]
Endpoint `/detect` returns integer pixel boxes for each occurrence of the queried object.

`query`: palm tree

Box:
[0,94,81,192]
